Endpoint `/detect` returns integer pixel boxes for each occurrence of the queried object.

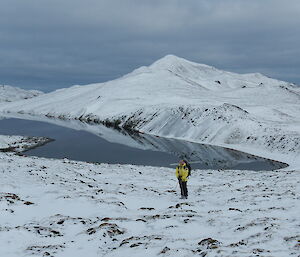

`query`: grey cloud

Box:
[0,0,299,91]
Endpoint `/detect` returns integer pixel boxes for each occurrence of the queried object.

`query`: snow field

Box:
[0,152,299,257]
[0,135,26,149]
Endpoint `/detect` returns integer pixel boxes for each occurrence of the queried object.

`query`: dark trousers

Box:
[178,179,188,197]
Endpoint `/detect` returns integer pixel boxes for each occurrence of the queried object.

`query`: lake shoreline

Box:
[0,115,289,170]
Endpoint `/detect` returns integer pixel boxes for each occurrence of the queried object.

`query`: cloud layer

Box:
[0,0,299,91]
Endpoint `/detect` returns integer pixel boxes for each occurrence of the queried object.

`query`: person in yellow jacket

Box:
[175,160,190,199]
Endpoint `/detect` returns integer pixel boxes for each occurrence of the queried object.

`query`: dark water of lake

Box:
[0,117,287,170]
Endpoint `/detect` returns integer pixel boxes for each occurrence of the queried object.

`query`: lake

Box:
[0,116,287,170]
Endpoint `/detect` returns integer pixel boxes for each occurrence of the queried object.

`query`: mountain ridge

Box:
[125,54,286,91]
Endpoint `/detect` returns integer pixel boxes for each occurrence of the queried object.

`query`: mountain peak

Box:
[126,54,198,77]
[150,54,195,68]
[155,54,187,63]
[149,54,215,73]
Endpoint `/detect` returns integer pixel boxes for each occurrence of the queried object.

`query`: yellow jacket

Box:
[175,164,189,182]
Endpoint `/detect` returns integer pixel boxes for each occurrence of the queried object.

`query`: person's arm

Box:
[175,167,179,179]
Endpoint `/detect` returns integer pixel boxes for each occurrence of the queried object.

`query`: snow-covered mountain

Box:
[0,55,299,163]
[0,85,43,102]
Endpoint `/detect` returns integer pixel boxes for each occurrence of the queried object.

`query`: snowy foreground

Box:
[0,137,299,257]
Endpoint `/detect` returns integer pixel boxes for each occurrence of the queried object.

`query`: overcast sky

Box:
[0,0,300,92]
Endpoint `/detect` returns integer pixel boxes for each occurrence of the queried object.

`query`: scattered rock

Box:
[136,218,147,222]
[253,248,266,254]
[101,217,111,221]
[4,208,14,213]
[130,243,142,248]
[24,201,34,205]
[26,244,65,256]
[139,207,155,211]
[87,223,125,237]
[57,219,65,225]
[160,246,170,254]
[146,214,160,220]
[198,238,221,249]
[228,207,242,212]
[166,190,176,193]
[86,228,96,235]
[0,193,21,204]
[50,230,61,236]
[228,240,247,247]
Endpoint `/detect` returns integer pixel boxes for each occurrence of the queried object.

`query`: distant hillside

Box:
[0,85,43,103]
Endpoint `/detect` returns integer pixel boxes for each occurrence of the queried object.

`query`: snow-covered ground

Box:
[0,85,43,103]
[0,134,52,152]
[1,149,299,257]
[0,135,27,149]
